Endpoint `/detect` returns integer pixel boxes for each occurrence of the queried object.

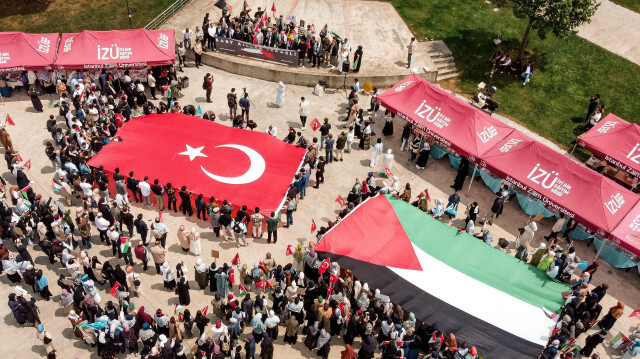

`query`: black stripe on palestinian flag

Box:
[318,252,545,359]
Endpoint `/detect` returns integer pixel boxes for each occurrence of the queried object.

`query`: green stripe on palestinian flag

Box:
[239,284,247,297]
[315,194,569,357]
[120,237,130,253]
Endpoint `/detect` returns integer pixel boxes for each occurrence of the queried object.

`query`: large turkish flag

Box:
[88,114,307,215]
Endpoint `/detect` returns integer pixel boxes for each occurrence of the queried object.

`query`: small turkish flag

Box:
[202,305,209,316]
[109,282,121,298]
[384,167,393,178]
[158,210,163,222]
[255,280,266,290]
[311,219,317,233]
[271,1,276,12]
[227,3,232,12]
[310,118,321,131]
[228,268,235,284]
[318,257,330,274]
[87,114,307,218]
[335,195,346,207]
[425,189,431,201]
[6,115,15,126]
[629,310,640,320]
[16,154,23,162]
[24,159,31,170]
[231,253,239,265]
[327,283,333,298]
[286,244,293,256]
[329,273,339,284]
[253,36,258,45]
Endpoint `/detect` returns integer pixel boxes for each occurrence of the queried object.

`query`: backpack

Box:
[227,93,236,107]
[221,335,230,352]
[233,222,243,234]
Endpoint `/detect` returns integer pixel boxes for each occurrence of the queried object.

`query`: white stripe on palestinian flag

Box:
[390,244,556,346]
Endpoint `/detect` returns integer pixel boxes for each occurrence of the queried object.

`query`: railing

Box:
[145,0,192,30]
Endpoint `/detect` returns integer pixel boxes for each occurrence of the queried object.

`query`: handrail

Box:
[145,0,192,30]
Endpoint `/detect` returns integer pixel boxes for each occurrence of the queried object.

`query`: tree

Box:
[502,0,600,59]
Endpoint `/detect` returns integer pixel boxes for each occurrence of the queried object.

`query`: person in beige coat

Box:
[36,324,56,354]
[177,225,191,252]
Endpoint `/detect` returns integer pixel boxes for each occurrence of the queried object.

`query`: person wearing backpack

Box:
[231,217,247,248]
[227,88,238,119]
[251,208,264,239]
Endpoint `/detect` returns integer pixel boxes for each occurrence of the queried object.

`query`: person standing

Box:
[325,134,335,163]
[150,179,165,211]
[451,157,469,191]
[227,88,238,119]
[521,60,534,86]
[406,37,416,68]
[314,156,325,188]
[352,45,363,73]
[369,138,383,167]
[134,214,148,245]
[194,39,203,68]
[299,97,309,130]
[415,141,431,170]
[346,126,354,153]
[319,118,331,150]
[544,213,565,241]
[231,217,248,248]
[183,28,193,48]
[484,194,505,226]
[312,38,323,68]
[239,93,250,122]
[284,196,296,228]
[251,208,264,239]
[275,82,286,107]
[149,241,167,274]
[179,186,193,217]
[139,177,152,207]
[147,71,157,100]
[335,132,347,162]
[134,240,148,271]
[266,212,279,244]
[382,149,394,170]
[204,73,214,103]
[583,94,600,123]
[177,42,186,71]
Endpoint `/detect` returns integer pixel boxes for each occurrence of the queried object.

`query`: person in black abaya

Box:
[451,157,470,191]
[358,334,376,359]
[29,86,43,112]
[352,46,363,73]
[415,142,431,170]
[177,277,191,305]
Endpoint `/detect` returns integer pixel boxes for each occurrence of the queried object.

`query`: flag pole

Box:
[466,164,478,195]
[594,237,608,260]
[570,141,578,155]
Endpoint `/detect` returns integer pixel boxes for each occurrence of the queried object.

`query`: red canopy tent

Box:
[609,201,640,257]
[578,113,640,178]
[480,130,640,237]
[55,29,175,70]
[377,74,514,162]
[0,32,58,72]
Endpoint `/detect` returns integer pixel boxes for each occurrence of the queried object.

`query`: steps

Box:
[423,40,459,81]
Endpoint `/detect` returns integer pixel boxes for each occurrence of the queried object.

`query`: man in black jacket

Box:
[584,94,600,123]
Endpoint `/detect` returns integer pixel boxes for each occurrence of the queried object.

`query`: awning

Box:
[377,74,513,162]
[0,32,59,72]
[609,200,640,257]
[578,113,640,178]
[480,130,640,237]
[55,29,175,70]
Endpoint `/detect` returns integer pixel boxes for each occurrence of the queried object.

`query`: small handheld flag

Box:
[383,167,393,178]
[310,118,321,131]
[6,115,15,126]
[318,258,330,274]
[227,3,232,13]
[159,210,163,222]
[259,261,268,275]
[271,1,276,12]
[265,280,273,289]
[109,282,121,298]
[228,268,235,284]
[51,179,61,193]
[629,309,640,320]
[329,273,339,284]
[335,195,346,207]
[243,0,249,10]
[239,284,247,297]
[120,237,131,253]
[24,159,31,170]
[196,104,203,116]
[311,219,317,233]
[286,244,293,256]
[232,253,239,265]
[255,280,266,290]
[202,305,209,316]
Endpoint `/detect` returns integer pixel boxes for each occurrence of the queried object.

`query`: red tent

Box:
[480,130,640,237]
[87,114,307,216]
[609,201,640,257]
[55,29,175,70]
[0,32,58,72]
[578,113,640,178]
[377,74,513,162]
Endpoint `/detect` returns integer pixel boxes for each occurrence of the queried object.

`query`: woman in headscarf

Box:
[382,149,394,170]
[8,294,25,324]
[36,269,53,300]
[136,306,153,329]
[194,258,209,289]
[67,310,84,340]
[189,228,202,256]
[304,321,319,350]
[60,288,75,314]
[343,312,359,345]
[251,313,265,344]
[169,316,183,341]
[580,329,607,356]
[283,314,299,344]
[244,335,256,359]
[259,332,274,359]
[113,264,128,291]
[444,332,458,351]
[2,255,21,283]
[194,309,209,337]
[275,82,286,107]
[537,251,555,272]
[451,157,470,191]
[177,276,191,305]
[528,243,547,267]
[293,244,305,270]
[621,339,640,359]
[139,322,157,348]
[317,328,331,358]
[357,284,370,310]
[264,310,280,341]
[29,85,44,112]
[208,261,218,292]
[415,141,431,170]
[341,344,357,359]
[177,225,190,252]
[431,199,444,218]
[161,261,176,290]
[597,301,624,330]
[121,322,138,354]
[358,334,377,359]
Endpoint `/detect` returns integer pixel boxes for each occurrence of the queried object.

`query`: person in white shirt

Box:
[370,138,383,167]
[107,225,122,258]
[266,125,277,137]
[139,176,152,207]
[94,212,110,244]
[182,28,193,48]
[346,126,355,153]
[298,97,310,130]
[147,71,157,100]
[79,177,93,197]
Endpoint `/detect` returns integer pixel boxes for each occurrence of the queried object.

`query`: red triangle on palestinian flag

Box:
[318,258,330,274]
[311,219,317,233]
[255,280,266,290]
[232,253,239,265]
[109,282,121,298]
[202,305,209,316]
[315,195,422,271]
[259,261,268,275]
[6,115,15,126]
[286,244,293,256]
[310,118,321,131]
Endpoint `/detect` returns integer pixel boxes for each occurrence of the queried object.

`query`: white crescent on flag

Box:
[179,143,266,185]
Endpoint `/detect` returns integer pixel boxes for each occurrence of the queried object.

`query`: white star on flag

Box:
[178,144,208,161]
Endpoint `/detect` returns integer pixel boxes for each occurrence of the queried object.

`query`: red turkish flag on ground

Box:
[271,1,276,12]
[335,195,346,207]
[318,258,330,274]
[231,253,239,265]
[6,115,15,126]
[286,244,293,256]
[109,282,120,298]
[87,114,307,216]
[384,167,393,178]
[310,118,321,131]
[202,305,209,316]
[23,159,31,170]
[311,219,317,233]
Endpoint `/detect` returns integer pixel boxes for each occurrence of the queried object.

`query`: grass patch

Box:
[391,0,640,153]
[0,0,176,33]
[610,0,640,13]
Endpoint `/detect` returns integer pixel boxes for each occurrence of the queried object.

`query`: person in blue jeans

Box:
[284,196,296,228]
[325,133,335,163]
[239,93,250,121]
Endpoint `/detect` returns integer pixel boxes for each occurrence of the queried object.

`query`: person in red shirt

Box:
[134,240,148,271]
[204,73,214,103]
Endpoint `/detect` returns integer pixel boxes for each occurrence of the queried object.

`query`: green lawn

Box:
[0,0,176,33]
[610,0,640,13]
[391,0,640,153]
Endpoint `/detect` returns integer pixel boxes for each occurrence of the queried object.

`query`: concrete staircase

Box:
[424,40,459,81]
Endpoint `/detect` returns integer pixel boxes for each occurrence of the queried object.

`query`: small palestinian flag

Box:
[243,0,249,10]
[311,219,317,233]
[51,179,61,193]
[6,114,15,126]
[202,305,209,316]
[264,280,273,290]
[315,194,568,358]
[232,253,239,265]
[109,282,121,298]
[255,280,266,290]
[610,332,629,349]
[286,244,293,256]
[353,57,360,70]
[20,185,31,199]
[259,261,268,275]
[336,195,346,207]
[201,351,207,359]
[120,237,131,253]
[174,304,184,321]
[322,24,328,31]
[318,257,330,274]
[239,284,247,297]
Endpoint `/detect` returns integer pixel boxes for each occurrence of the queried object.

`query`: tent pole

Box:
[466,164,478,195]
[570,141,578,155]
[594,237,607,260]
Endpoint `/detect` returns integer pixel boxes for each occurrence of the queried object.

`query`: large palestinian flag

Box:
[315,194,569,358]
